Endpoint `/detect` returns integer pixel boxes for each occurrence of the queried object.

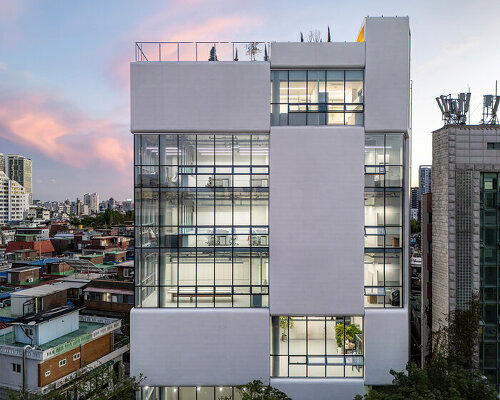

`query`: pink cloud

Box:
[0,94,132,174]
[109,14,259,91]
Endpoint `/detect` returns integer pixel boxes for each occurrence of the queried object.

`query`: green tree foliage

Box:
[69,209,133,229]
[218,380,291,400]
[354,295,496,400]
[410,218,421,234]
[8,370,143,400]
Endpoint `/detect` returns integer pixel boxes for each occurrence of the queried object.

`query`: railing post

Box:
[232,43,235,61]
[159,43,161,62]
[195,42,198,61]
[177,43,180,62]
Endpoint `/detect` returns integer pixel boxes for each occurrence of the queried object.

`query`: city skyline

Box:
[1,0,499,200]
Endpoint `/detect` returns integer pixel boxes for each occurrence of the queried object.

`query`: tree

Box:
[8,370,144,400]
[246,42,261,61]
[209,45,218,61]
[410,218,421,234]
[327,26,331,42]
[307,30,321,42]
[219,380,291,400]
[300,32,304,42]
[354,295,496,400]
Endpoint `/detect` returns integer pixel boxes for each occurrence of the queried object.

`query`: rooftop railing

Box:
[135,41,271,62]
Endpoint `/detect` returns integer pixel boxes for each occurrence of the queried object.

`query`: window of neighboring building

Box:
[12,363,21,373]
[59,359,66,367]
[73,352,80,361]
[487,142,500,150]
[271,70,364,126]
[270,316,364,378]
[45,371,51,377]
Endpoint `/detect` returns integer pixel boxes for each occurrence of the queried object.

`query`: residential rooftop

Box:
[0,320,103,350]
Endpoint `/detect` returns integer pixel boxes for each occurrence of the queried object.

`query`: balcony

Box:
[135,41,270,62]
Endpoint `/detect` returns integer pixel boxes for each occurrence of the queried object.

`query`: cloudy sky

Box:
[0,0,498,201]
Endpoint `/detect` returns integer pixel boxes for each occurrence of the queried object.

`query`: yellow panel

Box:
[357,25,365,42]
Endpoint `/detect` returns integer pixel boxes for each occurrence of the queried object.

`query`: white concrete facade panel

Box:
[131,62,270,133]
[270,42,365,69]
[364,17,410,133]
[269,126,365,315]
[130,308,270,386]
[364,308,408,385]
[270,378,364,400]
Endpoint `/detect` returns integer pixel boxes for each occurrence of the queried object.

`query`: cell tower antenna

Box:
[436,92,471,125]
[481,81,500,125]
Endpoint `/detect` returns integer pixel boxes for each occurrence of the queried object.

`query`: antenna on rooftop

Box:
[481,81,500,125]
[435,92,471,125]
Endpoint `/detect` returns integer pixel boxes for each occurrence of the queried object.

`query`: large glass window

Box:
[270,316,364,378]
[271,70,364,126]
[135,134,269,308]
[480,172,500,390]
[364,134,404,307]
[138,386,246,400]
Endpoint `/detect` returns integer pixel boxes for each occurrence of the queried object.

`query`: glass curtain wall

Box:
[364,134,404,307]
[270,316,364,378]
[135,134,269,308]
[270,70,364,126]
[138,387,245,400]
[480,172,500,390]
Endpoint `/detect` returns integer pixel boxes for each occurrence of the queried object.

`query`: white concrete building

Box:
[0,171,30,225]
[131,17,410,400]
[84,192,100,214]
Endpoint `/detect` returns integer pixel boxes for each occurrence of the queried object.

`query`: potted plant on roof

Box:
[279,316,295,342]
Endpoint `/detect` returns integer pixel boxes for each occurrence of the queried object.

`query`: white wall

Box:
[0,354,39,391]
[130,308,270,386]
[364,17,410,133]
[271,379,364,400]
[364,308,408,385]
[37,311,79,346]
[131,62,270,133]
[269,126,365,316]
[270,42,365,69]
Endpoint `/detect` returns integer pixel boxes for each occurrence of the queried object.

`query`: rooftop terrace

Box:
[135,41,270,62]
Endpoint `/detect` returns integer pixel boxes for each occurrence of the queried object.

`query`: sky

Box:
[0,0,499,201]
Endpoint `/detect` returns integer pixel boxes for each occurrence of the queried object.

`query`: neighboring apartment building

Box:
[131,17,410,400]
[418,165,432,199]
[0,306,127,397]
[0,171,30,225]
[84,193,100,214]
[410,187,419,221]
[7,155,32,204]
[432,124,500,390]
[0,154,5,174]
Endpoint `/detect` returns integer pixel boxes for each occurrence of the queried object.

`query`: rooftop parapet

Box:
[135,41,270,62]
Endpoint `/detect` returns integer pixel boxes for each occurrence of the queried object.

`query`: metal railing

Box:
[135,41,271,62]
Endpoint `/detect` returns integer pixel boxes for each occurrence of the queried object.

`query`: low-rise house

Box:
[83,280,134,318]
[0,306,127,397]
[6,267,40,285]
[9,282,87,317]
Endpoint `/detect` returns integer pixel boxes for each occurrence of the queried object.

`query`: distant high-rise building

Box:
[84,192,99,214]
[410,187,419,209]
[0,153,5,174]
[0,171,29,224]
[410,187,420,221]
[419,165,432,197]
[8,155,32,203]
